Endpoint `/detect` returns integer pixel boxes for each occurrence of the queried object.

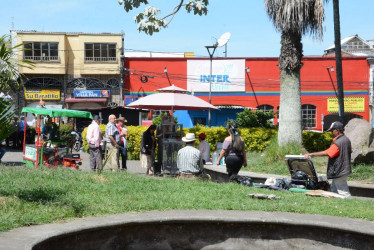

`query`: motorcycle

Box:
[71,130,82,152]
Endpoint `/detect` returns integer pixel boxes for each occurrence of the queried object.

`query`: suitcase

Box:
[285,155,329,190]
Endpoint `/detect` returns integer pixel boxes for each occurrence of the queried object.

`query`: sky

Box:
[1,0,374,58]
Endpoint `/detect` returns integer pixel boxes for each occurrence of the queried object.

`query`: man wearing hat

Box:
[86,115,103,171]
[304,121,352,197]
[116,117,128,170]
[198,133,210,164]
[177,133,204,176]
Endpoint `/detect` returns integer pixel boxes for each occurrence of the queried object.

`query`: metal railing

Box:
[85,57,117,62]
[24,56,60,62]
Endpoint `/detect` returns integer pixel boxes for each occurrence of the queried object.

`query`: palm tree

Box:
[264,0,328,146]
[0,35,33,93]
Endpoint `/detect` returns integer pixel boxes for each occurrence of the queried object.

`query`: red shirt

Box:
[324,137,340,158]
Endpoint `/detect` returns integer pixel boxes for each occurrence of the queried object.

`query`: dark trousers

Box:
[89,144,102,170]
[119,145,127,169]
[225,155,244,177]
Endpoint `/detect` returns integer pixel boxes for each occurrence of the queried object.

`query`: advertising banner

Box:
[327,97,365,112]
[187,59,245,92]
[24,146,37,161]
[74,90,110,98]
[24,89,60,100]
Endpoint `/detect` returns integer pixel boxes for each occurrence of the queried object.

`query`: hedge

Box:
[80,124,334,160]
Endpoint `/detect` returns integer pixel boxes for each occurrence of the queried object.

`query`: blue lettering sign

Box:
[200,75,231,83]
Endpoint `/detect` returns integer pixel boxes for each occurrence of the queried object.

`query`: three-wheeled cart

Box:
[285,155,330,190]
[21,107,93,169]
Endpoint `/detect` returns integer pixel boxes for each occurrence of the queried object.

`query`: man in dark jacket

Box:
[304,121,352,197]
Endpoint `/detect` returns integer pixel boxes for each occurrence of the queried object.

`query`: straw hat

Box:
[182,133,197,142]
[116,117,127,123]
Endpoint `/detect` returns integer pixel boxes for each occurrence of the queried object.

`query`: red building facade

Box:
[124,56,370,130]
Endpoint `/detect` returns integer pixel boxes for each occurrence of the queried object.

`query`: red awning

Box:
[65,98,107,103]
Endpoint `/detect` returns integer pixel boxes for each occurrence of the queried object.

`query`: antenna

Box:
[217,32,231,47]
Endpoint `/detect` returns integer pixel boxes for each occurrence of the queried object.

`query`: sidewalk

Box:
[0,147,146,175]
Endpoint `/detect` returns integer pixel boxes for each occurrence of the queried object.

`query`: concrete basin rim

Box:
[2,210,374,250]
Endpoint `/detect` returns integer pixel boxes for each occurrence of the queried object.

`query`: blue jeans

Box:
[119,146,127,169]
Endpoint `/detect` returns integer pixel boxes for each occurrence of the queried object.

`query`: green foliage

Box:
[240,128,278,152]
[0,35,34,93]
[235,109,275,128]
[58,124,74,144]
[0,96,16,142]
[263,136,304,163]
[126,126,148,160]
[152,112,177,127]
[302,131,334,152]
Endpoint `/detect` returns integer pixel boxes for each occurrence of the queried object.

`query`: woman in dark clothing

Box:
[140,125,156,175]
[216,123,247,177]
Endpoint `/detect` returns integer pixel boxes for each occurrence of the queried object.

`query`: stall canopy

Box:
[22,107,93,119]
[126,85,218,112]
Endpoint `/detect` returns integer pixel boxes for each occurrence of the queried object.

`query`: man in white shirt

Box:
[198,133,210,164]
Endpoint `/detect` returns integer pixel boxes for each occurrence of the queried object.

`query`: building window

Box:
[256,104,274,112]
[24,42,59,61]
[302,104,317,129]
[85,43,117,62]
[194,117,206,126]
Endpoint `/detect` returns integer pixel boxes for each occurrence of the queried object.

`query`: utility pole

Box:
[333,0,345,123]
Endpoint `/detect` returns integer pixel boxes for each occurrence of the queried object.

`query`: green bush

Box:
[58,124,74,144]
[302,131,334,152]
[81,124,334,160]
[235,109,275,128]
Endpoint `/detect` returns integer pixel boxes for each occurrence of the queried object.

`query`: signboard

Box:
[327,97,365,112]
[24,89,60,100]
[24,146,37,161]
[187,59,245,92]
[74,90,110,98]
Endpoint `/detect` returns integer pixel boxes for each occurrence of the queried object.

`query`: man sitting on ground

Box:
[177,133,204,177]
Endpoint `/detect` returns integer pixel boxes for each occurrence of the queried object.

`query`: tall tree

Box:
[264,0,328,146]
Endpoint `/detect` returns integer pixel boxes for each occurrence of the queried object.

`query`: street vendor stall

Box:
[21,107,93,169]
[127,85,217,175]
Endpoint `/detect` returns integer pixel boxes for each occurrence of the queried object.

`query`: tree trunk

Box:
[277,31,303,146]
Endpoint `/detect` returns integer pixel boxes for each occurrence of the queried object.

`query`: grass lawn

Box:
[244,152,374,184]
[0,166,373,232]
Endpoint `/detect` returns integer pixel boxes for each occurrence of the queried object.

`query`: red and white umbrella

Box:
[126,85,217,111]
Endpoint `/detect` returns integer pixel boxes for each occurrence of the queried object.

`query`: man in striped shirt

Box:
[177,133,203,175]
[105,114,120,171]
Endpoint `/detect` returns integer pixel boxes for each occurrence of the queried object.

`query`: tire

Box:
[73,142,81,152]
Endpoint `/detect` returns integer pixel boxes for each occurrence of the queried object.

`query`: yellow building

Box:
[11,30,123,110]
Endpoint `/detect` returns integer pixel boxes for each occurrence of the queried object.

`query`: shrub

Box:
[59,124,74,143]
[263,135,304,163]
[302,131,334,152]
[235,109,275,128]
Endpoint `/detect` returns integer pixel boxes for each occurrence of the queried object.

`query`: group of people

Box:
[138,121,248,179]
[85,114,351,197]
[86,114,128,171]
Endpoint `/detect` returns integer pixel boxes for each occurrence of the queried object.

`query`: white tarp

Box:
[187,59,245,92]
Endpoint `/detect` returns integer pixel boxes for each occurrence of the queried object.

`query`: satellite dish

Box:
[217,32,231,47]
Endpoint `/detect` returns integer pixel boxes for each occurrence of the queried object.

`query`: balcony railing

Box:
[85,57,117,62]
[24,56,60,62]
